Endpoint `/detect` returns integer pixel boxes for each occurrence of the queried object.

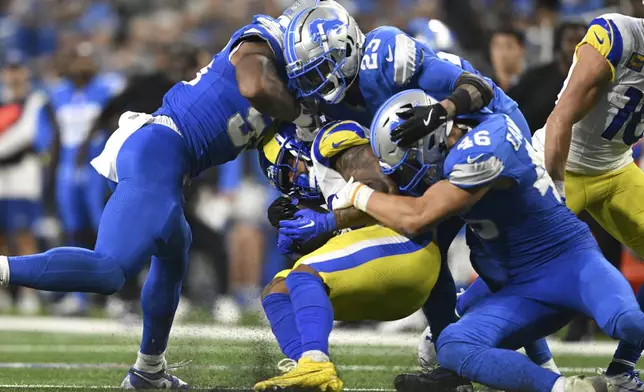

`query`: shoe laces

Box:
[277,358,297,373]
[627,370,644,388]
[166,359,193,371]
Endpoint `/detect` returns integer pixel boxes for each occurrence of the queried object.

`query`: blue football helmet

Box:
[258,122,324,203]
[283,3,364,104]
[370,89,453,196]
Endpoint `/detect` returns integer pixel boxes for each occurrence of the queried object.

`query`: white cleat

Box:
[417,326,438,369]
[603,370,644,392]
[564,376,598,392]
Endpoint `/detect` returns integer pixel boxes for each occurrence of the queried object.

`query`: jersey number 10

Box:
[601,86,644,145]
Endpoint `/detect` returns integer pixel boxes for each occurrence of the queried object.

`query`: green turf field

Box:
[0,327,620,392]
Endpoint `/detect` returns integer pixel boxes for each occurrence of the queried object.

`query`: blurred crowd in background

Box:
[1,0,643,339]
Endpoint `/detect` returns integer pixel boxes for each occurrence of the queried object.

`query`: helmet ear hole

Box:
[345,43,352,57]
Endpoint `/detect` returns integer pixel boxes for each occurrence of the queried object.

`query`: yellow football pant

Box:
[566,162,644,257]
[275,225,441,321]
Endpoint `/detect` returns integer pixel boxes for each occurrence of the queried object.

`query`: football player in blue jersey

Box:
[0,1,334,388]
[280,3,529,142]
[330,89,644,391]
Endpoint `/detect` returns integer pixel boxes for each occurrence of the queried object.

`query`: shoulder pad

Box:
[444,116,510,188]
[578,16,624,80]
[312,120,369,166]
[231,16,285,63]
[367,27,420,86]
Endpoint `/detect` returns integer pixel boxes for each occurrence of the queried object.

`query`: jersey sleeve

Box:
[230,15,286,65]
[443,119,513,189]
[311,120,369,208]
[576,16,624,82]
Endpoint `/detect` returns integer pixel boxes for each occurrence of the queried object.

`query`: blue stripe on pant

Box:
[9,123,192,355]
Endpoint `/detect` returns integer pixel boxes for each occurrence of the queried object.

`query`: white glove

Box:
[331,177,374,211]
[293,103,320,142]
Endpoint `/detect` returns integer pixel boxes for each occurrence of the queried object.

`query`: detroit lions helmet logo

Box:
[309,13,346,44]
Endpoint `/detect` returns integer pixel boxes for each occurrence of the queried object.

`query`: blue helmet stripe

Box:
[285,8,311,64]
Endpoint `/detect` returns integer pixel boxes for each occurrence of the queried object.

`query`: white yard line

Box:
[0,316,622,355]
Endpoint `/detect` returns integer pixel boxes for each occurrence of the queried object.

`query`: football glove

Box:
[279,209,336,243]
[390,103,448,147]
[267,196,298,229]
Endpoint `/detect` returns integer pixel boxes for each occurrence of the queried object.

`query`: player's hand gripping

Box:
[279,209,337,242]
[391,103,448,147]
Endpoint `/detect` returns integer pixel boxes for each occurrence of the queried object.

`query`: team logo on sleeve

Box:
[627,52,644,72]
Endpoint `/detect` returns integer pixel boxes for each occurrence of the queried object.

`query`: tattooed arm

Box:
[231,40,301,122]
[331,144,398,230]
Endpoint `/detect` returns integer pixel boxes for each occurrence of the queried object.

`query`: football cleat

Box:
[254,357,343,392]
[121,367,190,390]
[394,367,473,392]
[603,369,644,392]
[564,375,606,392]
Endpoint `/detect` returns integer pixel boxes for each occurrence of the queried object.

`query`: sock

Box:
[607,358,637,376]
[301,350,330,362]
[234,286,261,311]
[285,272,333,356]
[524,338,554,366]
[262,293,303,360]
[551,376,565,392]
[607,284,644,376]
[541,358,561,375]
[140,256,187,356]
[8,248,125,294]
[0,256,8,287]
[134,351,166,373]
[422,257,457,340]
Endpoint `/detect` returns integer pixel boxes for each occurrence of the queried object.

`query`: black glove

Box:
[390,103,448,147]
[267,196,298,229]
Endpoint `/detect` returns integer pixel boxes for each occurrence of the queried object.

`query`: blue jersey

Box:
[154,15,287,177]
[322,26,517,125]
[48,74,121,166]
[441,114,596,286]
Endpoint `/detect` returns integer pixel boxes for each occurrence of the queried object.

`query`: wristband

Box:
[350,183,375,212]
[323,211,337,232]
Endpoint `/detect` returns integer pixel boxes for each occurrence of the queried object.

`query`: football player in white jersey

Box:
[539,13,644,390]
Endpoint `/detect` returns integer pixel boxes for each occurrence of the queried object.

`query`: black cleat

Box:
[394,367,473,392]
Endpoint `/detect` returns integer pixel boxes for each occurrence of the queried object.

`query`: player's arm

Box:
[544,34,613,185]
[331,144,399,229]
[384,35,493,145]
[339,179,489,237]
[231,41,311,126]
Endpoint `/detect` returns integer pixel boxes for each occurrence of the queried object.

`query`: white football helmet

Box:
[370,89,453,195]
[283,3,365,104]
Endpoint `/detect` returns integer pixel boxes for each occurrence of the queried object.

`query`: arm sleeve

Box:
[576,17,624,82]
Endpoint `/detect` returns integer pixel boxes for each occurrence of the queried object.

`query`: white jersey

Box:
[559,13,644,175]
[0,90,48,200]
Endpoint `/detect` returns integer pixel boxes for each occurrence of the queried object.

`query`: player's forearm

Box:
[544,112,573,182]
[236,54,300,122]
[333,207,378,230]
[440,73,494,118]
[367,193,433,236]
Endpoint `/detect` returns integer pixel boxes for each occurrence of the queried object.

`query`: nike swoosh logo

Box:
[386,46,393,62]
[467,154,484,164]
[423,109,433,126]
[332,139,348,148]
[593,31,605,44]
[300,221,315,228]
